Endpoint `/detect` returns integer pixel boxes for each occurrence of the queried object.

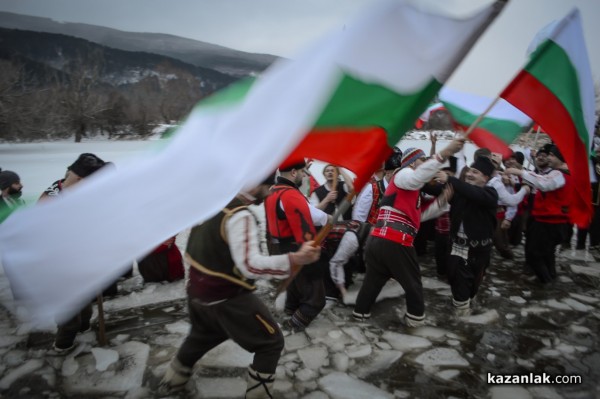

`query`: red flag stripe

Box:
[281,127,392,190]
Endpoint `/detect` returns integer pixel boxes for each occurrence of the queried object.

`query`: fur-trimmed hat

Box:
[470,156,495,178]
[68,153,106,178]
[400,148,426,169]
[0,170,20,190]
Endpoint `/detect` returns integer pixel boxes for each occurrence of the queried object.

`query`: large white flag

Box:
[0,0,505,324]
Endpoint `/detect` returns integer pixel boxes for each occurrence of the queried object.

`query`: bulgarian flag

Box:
[500,8,596,226]
[439,87,531,158]
[0,0,505,324]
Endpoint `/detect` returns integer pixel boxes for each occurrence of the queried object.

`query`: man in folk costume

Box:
[160,174,320,398]
[505,145,573,284]
[352,148,402,224]
[323,220,372,304]
[39,153,111,352]
[352,138,465,327]
[310,164,355,220]
[265,161,329,333]
[441,156,498,316]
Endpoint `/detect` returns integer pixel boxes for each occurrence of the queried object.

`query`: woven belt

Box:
[374,220,417,236]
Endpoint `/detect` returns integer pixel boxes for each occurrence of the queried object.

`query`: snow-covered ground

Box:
[1,137,599,398]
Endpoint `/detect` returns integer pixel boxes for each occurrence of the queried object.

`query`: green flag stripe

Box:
[525,39,589,151]
[313,73,442,147]
[442,101,524,144]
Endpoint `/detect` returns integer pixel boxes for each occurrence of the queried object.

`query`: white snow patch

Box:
[569,264,600,278]
[354,349,403,378]
[561,298,594,312]
[568,293,599,304]
[91,347,119,371]
[569,325,592,334]
[298,346,328,370]
[490,386,532,399]
[195,376,246,398]
[437,369,460,380]
[165,320,190,335]
[509,296,527,304]
[544,299,572,311]
[462,309,499,324]
[382,331,431,352]
[63,341,149,394]
[345,344,372,359]
[411,326,451,340]
[414,348,469,368]
[199,340,253,368]
[319,372,394,399]
[0,359,44,390]
[284,332,310,352]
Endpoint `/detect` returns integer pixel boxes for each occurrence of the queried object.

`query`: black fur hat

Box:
[68,153,106,178]
[470,156,495,177]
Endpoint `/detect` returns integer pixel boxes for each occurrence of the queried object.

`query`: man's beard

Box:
[8,187,22,199]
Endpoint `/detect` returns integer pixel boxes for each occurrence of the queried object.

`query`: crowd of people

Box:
[2,131,599,398]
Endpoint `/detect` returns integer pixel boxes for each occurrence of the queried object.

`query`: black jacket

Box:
[447,176,498,243]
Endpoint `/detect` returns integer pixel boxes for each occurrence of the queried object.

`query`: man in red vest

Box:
[265,161,329,333]
[505,145,572,284]
[353,138,465,327]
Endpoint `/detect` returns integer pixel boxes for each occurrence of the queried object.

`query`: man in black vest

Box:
[159,175,320,398]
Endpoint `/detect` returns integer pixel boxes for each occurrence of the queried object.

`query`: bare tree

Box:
[58,51,109,142]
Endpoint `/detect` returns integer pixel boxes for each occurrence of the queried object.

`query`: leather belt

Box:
[374,220,417,236]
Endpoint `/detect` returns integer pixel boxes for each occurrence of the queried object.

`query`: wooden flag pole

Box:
[462,95,502,138]
[96,293,108,346]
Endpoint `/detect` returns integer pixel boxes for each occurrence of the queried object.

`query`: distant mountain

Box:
[0,11,278,77]
[0,27,236,90]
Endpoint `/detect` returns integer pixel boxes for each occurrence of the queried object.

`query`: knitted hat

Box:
[400,148,426,169]
[470,156,495,178]
[68,153,106,178]
[0,170,20,190]
[548,145,565,162]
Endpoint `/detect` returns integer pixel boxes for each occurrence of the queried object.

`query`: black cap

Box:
[470,156,495,177]
[548,145,565,162]
[68,153,106,178]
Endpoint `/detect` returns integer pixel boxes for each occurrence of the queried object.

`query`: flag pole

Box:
[528,125,542,171]
[462,95,502,138]
[96,293,107,346]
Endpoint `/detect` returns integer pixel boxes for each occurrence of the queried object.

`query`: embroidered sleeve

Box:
[226,210,290,280]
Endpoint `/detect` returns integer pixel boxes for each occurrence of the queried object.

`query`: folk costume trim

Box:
[185,253,256,290]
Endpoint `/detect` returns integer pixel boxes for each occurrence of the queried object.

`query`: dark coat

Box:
[447,176,498,244]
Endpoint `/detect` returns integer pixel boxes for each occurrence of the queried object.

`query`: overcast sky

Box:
[0,0,598,97]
